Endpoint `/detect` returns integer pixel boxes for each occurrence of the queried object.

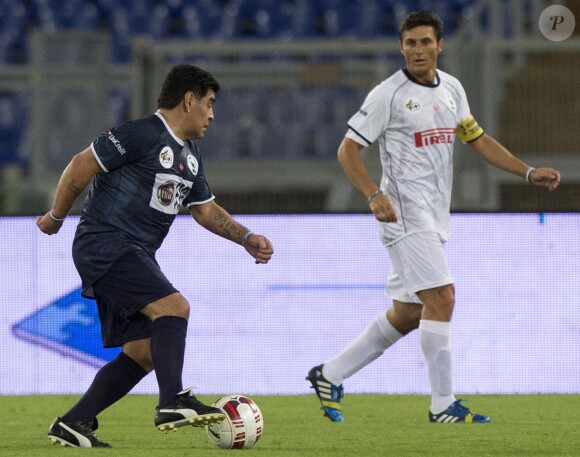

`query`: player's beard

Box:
[411,66,436,84]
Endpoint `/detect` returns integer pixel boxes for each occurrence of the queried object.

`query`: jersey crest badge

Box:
[187,154,199,175]
[405,98,422,113]
[159,146,174,169]
[446,94,456,112]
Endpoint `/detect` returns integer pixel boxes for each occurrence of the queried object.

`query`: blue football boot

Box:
[429,399,491,423]
[306,365,344,423]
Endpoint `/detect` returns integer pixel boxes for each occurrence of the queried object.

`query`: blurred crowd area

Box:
[0,0,479,64]
[2,0,578,215]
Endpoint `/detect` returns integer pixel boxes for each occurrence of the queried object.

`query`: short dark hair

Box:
[399,11,444,42]
[157,65,220,109]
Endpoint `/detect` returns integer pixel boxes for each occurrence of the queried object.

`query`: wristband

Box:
[241,231,254,247]
[49,210,66,222]
[525,167,535,184]
[367,189,383,203]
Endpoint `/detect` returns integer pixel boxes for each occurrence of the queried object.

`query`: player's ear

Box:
[184,91,195,112]
[437,38,444,54]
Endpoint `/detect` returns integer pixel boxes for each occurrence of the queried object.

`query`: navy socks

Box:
[150,315,188,408]
[62,352,148,424]
[61,315,188,422]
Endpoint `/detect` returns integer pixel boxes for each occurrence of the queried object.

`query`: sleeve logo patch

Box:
[106,131,127,155]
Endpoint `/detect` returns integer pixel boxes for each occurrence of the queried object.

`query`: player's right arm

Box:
[337,137,397,223]
[36,147,103,235]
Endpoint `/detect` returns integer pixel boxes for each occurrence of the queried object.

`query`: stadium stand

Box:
[1,0,578,214]
[1,1,480,64]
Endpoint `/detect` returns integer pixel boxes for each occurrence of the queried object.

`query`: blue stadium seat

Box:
[281,0,315,38]
[352,0,391,37]
[0,92,28,168]
[149,4,170,39]
[235,0,278,38]
[107,0,171,61]
[178,0,238,40]
[108,89,132,126]
[0,1,27,63]
[50,0,99,30]
[180,5,204,38]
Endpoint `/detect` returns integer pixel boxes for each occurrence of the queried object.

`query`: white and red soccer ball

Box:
[206,395,263,449]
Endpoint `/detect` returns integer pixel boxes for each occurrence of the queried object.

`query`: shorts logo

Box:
[405,98,422,113]
[358,109,368,117]
[414,128,456,147]
[159,146,174,169]
[187,154,198,175]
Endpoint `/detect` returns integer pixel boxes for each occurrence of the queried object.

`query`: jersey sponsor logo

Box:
[414,128,456,147]
[187,154,198,175]
[405,98,422,113]
[157,180,178,205]
[150,173,193,214]
[159,146,174,169]
[105,130,127,155]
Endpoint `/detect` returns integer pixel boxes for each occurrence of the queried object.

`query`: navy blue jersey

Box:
[72,112,214,297]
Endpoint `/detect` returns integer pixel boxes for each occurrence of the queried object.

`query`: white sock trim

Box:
[419,319,450,337]
[376,312,403,343]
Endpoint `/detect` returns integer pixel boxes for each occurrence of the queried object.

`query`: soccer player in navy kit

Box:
[307,12,560,424]
[37,65,274,448]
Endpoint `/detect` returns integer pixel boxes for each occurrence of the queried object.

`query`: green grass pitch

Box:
[2,394,578,456]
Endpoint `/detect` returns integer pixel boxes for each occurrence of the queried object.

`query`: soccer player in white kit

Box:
[307,11,560,423]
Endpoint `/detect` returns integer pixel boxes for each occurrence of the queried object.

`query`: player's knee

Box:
[387,305,421,335]
[130,353,154,372]
[141,292,190,320]
[162,294,190,319]
[122,341,154,372]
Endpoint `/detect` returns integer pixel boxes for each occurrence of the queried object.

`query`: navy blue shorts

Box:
[92,249,178,348]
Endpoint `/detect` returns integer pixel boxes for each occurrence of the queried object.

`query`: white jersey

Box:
[346,69,481,245]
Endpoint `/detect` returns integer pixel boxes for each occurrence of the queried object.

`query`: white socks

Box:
[323,312,403,385]
[419,319,456,413]
[321,314,456,414]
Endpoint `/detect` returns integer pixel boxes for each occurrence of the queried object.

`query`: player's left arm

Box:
[468,133,561,191]
[189,200,273,264]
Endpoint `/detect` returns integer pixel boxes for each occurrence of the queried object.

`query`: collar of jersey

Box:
[155,111,185,146]
[403,68,441,88]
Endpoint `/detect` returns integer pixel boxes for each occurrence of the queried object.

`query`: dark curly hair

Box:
[157,65,220,109]
[399,11,444,42]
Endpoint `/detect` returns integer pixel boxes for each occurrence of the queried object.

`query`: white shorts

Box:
[385,231,453,304]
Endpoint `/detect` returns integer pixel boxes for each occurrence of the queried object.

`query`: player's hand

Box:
[529,167,561,191]
[370,193,397,223]
[243,234,274,264]
[36,213,64,235]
